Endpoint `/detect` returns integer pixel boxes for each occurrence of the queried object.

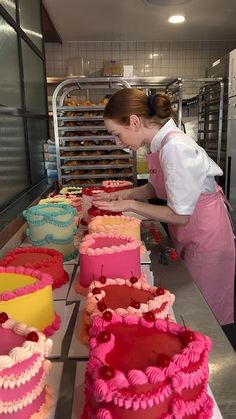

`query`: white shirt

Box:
[150,119,223,215]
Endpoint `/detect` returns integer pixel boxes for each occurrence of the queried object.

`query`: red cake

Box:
[82,314,213,418]
[102,180,133,193]
[75,232,144,295]
[0,247,69,289]
[79,278,175,344]
[82,186,104,225]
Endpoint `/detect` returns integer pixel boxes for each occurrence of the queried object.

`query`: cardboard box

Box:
[103,61,123,77]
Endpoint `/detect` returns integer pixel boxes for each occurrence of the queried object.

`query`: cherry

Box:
[181,330,195,346]
[143,311,155,322]
[26,331,39,342]
[99,275,107,284]
[102,310,113,322]
[92,287,101,295]
[130,275,138,284]
[0,312,8,324]
[99,365,115,381]
[97,330,111,343]
[156,287,165,296]
[130,300,141,309]
[156,353,170,368]
[97,301,107,312]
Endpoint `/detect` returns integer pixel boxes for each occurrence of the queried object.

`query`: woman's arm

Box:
[94,199,190,226]
[93,182,156,202]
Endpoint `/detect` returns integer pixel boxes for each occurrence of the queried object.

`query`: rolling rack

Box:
[52,77,136,189]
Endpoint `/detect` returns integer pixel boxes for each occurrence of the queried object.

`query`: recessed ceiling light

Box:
[145,0,189,5]
[168,15,186,23]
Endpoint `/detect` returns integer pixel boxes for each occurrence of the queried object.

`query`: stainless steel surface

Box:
[55,221,236,419]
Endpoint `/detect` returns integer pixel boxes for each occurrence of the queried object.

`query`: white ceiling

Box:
[43,0,236,42]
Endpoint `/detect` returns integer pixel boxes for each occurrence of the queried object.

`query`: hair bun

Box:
[154,93,172,119]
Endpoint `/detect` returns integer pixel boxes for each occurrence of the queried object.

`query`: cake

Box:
[75,232,143,295]
[0,247,69,289]
[82,314,213,418]
[0,265,60,336]
[87,205,121,223]
[82,186,104,225]
[23,203,78,261]
[48,193,82,215]
[0,313,53,418]
[102,180,133,193]
[79,278,175,344]
[60,186,82,196]
[88,215,141,242]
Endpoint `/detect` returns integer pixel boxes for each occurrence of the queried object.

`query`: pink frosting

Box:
[85,315,213,417]
[0,266,53,301]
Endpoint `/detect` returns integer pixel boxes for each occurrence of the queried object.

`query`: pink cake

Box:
[82,314,213,418]
[88,215,141,242]
[0,312,53,418]
[75,232,143,295]
[0,247,69,289]
[102,180,133,193]
[79,278,175,344]
[81,186,104,225]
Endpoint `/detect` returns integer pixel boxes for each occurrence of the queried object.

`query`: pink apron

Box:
[147,130,235,325]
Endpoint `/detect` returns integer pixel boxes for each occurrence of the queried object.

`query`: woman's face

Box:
[104,117,144,151]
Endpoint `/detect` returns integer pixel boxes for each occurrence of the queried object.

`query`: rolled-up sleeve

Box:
[160,142,207,215]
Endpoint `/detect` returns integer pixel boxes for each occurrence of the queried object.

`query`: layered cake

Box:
[102,180,133,193]
[0,265,60,336]
[0,313,53,418]
[75,232,143,295]
[87,205,121,223]
[60,186,82,196]
[82,186,104,224]
[23,203,78,261]
[79,279,175,344]
[48,193,82,215]
[88,215,141,242]
[0,247,69,289]
[82,315,213,418]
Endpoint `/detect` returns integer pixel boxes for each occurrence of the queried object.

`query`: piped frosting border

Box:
[79,232,141,255]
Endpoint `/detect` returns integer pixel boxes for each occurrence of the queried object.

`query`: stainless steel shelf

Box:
[60,135,114,141]
[58,116,104,121]
[60,154,131,161]
[58,105,105,112]
[61,173,133,179]
[58,126,106,131]
[60,145,126,151]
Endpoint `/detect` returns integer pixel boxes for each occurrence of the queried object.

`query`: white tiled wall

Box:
[45,40,236,81]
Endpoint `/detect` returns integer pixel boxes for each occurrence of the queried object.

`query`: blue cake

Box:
[23,203,78,261]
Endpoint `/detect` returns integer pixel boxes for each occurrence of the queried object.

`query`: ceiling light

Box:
[145,0,189,5]
[168,15,185,23]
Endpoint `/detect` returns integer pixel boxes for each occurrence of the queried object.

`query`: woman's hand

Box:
[92,189,130,202]
[93,199,134,213]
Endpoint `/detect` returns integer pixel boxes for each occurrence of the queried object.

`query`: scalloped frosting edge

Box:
[79,232,141,255]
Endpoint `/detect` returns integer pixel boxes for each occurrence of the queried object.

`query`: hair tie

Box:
[147,95,156,117]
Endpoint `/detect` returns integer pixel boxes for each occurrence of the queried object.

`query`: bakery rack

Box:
[52,77,136,188]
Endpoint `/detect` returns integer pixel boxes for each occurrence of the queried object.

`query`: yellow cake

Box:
[0,265,60,336]
[88,215,141,242]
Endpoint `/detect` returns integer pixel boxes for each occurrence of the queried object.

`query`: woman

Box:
[93,88,235,326]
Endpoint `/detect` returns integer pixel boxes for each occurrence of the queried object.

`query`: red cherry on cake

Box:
[97,330,111,343]
[97,301,107,312]
[99,275,107,284]
[92,287,101,295]
[26,331,39,342]
[0,312,8,324]
[181,330,195,346]
[130,275,138,284]
[156,287,165,296]
[130,300,141,309]
[99,365,115,381]
[143,311,155,322]
[156,353,170,368]
[102,310,113,322]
